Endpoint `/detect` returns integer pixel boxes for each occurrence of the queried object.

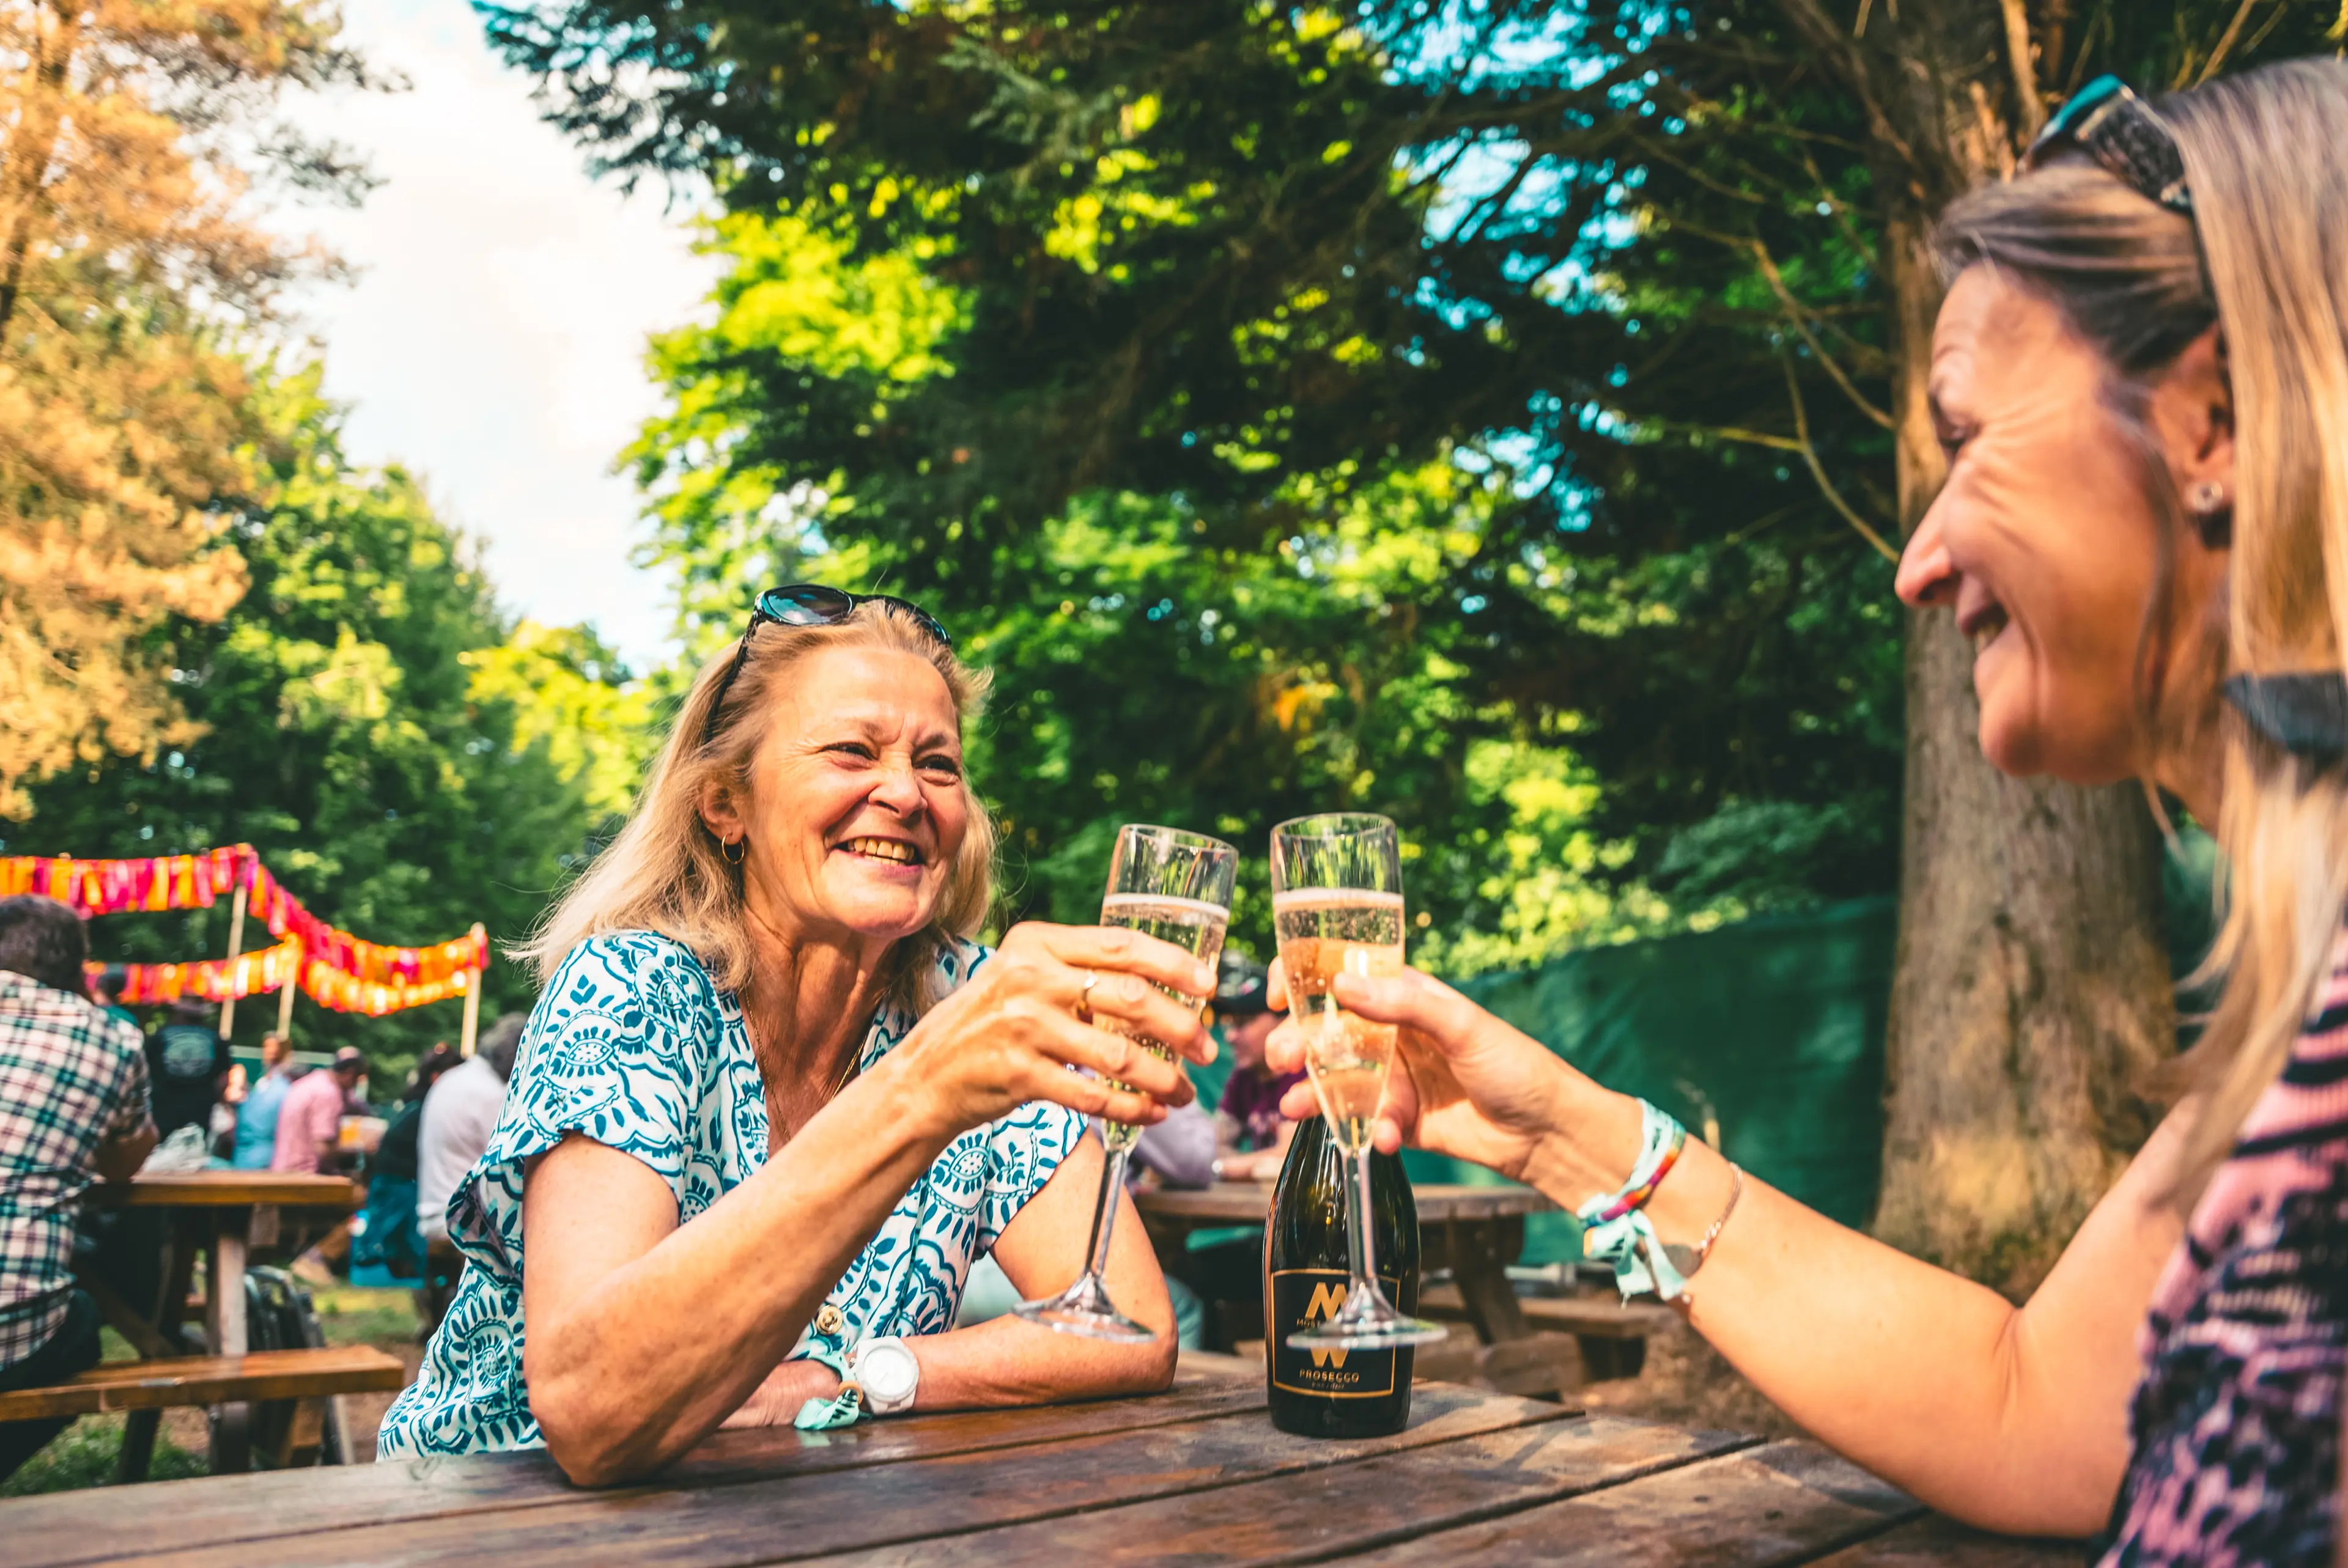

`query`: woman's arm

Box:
[895,1135,1178,1409]
[1268,965,2183,1539]
[523,922,1217,1485]
[523,1059,950,1484]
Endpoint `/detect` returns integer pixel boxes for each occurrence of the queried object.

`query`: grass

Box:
[1,1286,421,1498]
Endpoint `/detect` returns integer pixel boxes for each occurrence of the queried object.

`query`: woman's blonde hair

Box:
[517,600,997,1017]
[1934,59,2348,1194]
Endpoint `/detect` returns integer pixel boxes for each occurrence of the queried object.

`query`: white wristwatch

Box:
[847,1335,920,1416]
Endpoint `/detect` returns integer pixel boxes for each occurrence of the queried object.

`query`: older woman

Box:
[1271,61,2347,1563]
[378,588,1214,1483]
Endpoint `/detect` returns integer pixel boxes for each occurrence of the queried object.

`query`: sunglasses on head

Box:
[2025,75,2193,216]
[700,584,954,748]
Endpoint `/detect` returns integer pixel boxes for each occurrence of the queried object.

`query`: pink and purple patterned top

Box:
[2099,935,2348,1566]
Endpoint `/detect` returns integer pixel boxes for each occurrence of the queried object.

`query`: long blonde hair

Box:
[518,600,998,1017]
[1935,59,2348,1194]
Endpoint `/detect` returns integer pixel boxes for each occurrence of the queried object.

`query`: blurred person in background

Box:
[0,896,155,1480]
[415,1016,524,1248]
[145,999,231,1150]
[1205,956,1298,1182]
[273,1046,364,1175]
[403,1044,462,1105]
[231,1032,295,1170]
[355,1042,473,1282]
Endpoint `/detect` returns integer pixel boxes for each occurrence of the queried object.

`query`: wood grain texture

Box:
[802,1415,1749,1567]
[1135,1183,1553,1224]
[1804,1513,2083,1567]
[0,1348,402,1421]
[4,1382,1274,1568]
[97,1173,358,1210]
[1341,1439,1920,1566]
[98,1386,1573,1568]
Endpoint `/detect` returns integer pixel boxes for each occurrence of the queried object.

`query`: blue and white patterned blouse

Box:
[376,930,1082,1459]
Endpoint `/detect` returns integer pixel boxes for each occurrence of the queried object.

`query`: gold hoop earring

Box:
[722,837,747,866]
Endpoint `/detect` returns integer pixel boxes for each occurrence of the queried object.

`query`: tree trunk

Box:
[1872,211,2172,1298]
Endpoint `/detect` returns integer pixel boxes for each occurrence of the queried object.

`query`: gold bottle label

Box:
[1268,1268,1406,1399]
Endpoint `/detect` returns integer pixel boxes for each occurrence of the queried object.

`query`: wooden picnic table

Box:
[1135,1182,1556,1349]
[84,1171,361,1474]
[0,1364,2074,1566]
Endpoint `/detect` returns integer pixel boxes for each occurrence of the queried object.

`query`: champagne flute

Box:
[1014,824,1237,1341]
[1272,813,1446,1352]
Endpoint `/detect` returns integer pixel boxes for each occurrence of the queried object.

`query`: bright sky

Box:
[282,0,718,671]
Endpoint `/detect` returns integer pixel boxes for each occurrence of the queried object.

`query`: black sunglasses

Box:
[700,584,953,748]
[2025,75,2193,216]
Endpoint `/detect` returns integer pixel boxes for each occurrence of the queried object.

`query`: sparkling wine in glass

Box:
[1272,813,1446,1352]
[1014,824,1236,1341]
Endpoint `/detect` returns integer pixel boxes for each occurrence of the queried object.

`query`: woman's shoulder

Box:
[543,930,718,1009]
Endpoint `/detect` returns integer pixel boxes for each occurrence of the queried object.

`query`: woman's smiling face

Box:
[707,642,970,947]
[1897,268,2180,784]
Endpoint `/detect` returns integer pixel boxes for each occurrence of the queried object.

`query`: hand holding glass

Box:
[1272,813,1446,1352]
[1014,824,1236,1341]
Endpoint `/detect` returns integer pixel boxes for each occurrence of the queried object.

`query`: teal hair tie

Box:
[1575,1100,1692,1303]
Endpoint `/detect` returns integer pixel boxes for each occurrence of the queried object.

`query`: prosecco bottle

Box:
[1263,1109,1422,1438]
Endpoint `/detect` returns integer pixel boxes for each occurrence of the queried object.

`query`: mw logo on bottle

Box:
[1304,1280,1349,1367]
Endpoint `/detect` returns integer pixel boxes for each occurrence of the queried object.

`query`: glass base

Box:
[1286,1316,1449,1352]
[1013,1273,1157,1344]
[1285,1284,1448,1352]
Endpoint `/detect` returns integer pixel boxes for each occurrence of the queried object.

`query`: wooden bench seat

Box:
[1419,1284,1677,1381]
[0,1346,404,1423]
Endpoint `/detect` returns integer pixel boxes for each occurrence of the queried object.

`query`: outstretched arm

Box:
[1268,964,2183,1539]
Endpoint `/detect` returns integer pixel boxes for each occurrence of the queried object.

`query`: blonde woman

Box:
[1268,62,2347,1562]
[378,588,1214,1484]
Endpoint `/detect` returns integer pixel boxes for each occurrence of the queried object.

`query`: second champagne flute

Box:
[1272,812,1446,1352]
[1013,823,1236,1341]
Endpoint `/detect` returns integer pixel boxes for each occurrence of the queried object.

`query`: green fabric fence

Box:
[1419,897,1900,1265]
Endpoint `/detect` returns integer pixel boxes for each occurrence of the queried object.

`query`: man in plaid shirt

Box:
[0,895,155,1481]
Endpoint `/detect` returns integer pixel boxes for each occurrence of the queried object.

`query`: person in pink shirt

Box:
[272,1048,365,1174]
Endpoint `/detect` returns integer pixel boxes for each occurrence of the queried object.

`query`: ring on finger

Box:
[1075,970,1101,1025]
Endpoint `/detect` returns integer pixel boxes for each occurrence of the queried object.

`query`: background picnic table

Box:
[1,1363,2076,1567]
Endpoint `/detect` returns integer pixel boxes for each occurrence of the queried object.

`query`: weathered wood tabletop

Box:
[96,1171,360,1209]
[0,1367,2076,1567]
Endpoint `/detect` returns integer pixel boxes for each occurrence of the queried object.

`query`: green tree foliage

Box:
[487,1,2325,971]
[2,369,646,1077]
[491,0,1907,963]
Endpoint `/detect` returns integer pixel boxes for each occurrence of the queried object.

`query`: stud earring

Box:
[2190,480,2229,515]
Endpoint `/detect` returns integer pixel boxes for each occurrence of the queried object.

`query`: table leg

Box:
[205,1213,251,1473]
[114,1411,160,1484]
[1448,1218,1532,1343]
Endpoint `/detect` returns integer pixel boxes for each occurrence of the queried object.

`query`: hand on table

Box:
[720,1357,845,1430]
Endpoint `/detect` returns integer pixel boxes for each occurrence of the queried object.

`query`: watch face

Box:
[862,1343,918,1404]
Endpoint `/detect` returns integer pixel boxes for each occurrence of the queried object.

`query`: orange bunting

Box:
[21,844,487,1016]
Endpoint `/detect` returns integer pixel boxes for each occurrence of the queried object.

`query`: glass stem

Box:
[1084,1144,1131,1282]
[1346,1142,1378,1304]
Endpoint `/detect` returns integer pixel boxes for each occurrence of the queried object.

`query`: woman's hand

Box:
[884,921,1219,1143]
[1266,961,1634,1195]
[719,1356,844,1430]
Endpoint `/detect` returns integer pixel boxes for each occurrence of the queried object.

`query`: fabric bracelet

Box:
[792,1332,864,1430]
[1575,1100,1691,1303]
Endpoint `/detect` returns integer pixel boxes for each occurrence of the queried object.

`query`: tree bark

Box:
[1872,198,2172,1298]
